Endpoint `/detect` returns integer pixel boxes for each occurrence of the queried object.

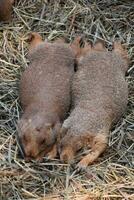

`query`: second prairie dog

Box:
[18,33,75,160]
[0,0,14,21]
[59,39,129,169]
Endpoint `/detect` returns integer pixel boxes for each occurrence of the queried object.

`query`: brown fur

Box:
[59,40,129,168]
[18,32,75,160]
[0,0,14,21]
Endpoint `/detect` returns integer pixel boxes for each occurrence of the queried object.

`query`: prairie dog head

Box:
[18,114,57,160]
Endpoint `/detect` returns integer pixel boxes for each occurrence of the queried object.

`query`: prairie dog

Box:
[18,33,75,160]
[59,39,129,169]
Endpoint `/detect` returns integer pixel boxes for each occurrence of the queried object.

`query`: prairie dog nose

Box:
[25,147,35,158]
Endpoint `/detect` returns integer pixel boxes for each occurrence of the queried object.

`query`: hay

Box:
[0,0,134,199]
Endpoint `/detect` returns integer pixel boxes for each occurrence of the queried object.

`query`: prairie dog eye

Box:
[23,134,28,142]
[36,127,41,132]
[39,139,46,146]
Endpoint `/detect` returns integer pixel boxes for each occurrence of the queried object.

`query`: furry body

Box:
[18,34,75,160]
[60,41,128,168]
[0,0,14,21]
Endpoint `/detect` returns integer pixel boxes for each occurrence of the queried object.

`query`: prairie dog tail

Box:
[28,32,43,53]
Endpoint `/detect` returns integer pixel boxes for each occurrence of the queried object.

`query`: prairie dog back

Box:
[73,51,128,122]
[20,42,74,114]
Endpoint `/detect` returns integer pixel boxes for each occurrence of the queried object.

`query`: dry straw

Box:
[0,0,134,199]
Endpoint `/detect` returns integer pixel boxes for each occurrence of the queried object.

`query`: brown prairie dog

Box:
[18,32,75,161]
[0,0,14,21]
[59,39,129,169]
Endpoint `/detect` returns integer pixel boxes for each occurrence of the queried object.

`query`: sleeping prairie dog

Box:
[59,38,129,169]
[18,32,75,161]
